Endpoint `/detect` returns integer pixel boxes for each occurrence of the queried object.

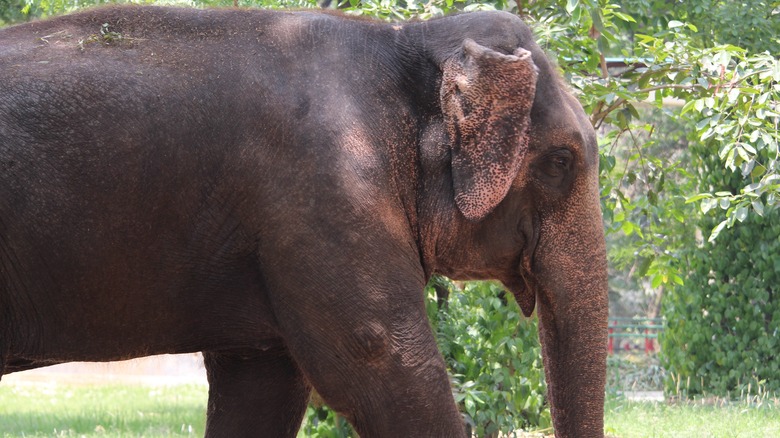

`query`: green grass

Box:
[0,383,207,437]
[605,395,780,438]
[2,382,780,437]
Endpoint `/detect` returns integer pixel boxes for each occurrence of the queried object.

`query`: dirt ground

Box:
[3,354,663,402]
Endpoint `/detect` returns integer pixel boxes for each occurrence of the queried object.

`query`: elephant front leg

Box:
[270,284,466,437]
[203,347,311,437]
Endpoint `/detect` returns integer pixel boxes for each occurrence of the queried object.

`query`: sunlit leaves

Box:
[660,207,780,396]
[680,49,780,227]
[427,280,550,434]
[550,8,779,277]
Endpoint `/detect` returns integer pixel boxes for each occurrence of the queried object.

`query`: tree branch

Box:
[591,83,703,127]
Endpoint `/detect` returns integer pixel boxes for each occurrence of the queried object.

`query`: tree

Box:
[0,0,31,24]
[616,0,780,54]
[662,145,780,396]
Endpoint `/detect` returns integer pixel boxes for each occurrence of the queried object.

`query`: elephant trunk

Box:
[535,206,608,437]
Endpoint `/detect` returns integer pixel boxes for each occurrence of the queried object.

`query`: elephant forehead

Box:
[530,97,596,163]
[531,124,584,153]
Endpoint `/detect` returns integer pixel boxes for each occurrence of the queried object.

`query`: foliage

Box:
[661,174,780,396]
[298,405,354,438]
[615,0,780,54]
[0,0,30,24]
[549,11,780,289]
[429,280,549,436]
[679,48,780,240]
[654,22,780,397]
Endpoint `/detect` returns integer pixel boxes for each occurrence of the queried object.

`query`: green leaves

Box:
[427,280,550,434]
[661,208,780,397]
[679,48,780,230]
[667,20,684,28]
[544,0,780,299]
[707,219,727,242]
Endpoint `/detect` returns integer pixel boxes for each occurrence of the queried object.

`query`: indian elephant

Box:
[0,5,608,437]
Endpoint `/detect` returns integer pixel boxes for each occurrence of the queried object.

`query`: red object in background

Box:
[608,320,616,355]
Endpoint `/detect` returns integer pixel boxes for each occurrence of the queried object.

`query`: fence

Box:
[608,317,664,355]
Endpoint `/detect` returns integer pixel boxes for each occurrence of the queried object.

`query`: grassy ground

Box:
[1,381,779,437]
[0,383,207,437]
[605,396,780,438]
[604,353,780,437]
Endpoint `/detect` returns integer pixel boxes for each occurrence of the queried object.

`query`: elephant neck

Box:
[411,117,458,279]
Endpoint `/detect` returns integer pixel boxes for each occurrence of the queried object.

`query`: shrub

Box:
[661,153,780,396]
[428,279,550,437]
[607,354,666,393]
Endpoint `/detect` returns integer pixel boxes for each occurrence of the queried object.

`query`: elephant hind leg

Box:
[203,347,311,438]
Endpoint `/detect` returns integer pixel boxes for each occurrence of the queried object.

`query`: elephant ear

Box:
[441,39,538,222]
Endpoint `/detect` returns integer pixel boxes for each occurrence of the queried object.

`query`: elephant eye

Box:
[533,148,576,191]
[539,149,573,178]
[552,155,569,169]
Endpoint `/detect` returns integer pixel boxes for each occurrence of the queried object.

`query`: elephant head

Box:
[410,12,608,437]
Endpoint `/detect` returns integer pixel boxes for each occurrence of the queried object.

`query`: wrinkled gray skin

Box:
[0,6,607,437]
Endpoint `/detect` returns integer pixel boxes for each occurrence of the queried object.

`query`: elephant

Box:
[0,5,608,437]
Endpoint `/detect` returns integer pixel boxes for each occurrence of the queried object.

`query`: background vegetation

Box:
[1,0,779,436]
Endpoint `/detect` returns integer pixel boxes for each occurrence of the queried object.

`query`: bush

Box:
[607,354,666,393]
[299,405,353,438]
[661,156,780,396]
[428,279,550,436]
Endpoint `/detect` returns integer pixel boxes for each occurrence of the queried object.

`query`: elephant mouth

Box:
[509,212,540,317]
[505,256,538,317]
[496,249,537,318]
